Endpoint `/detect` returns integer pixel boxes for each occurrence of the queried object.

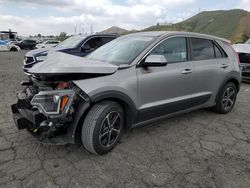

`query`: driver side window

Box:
[84,37,103,50]
[150,37,187,63]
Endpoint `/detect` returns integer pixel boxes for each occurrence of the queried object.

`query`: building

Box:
[0,30,18,40]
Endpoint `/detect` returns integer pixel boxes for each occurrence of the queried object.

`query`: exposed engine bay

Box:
[11,75,90,144]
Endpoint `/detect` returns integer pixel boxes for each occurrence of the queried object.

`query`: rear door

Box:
[189,37,230,106]
[136,36,194,121]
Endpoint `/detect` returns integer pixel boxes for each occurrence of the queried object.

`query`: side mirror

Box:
[81,43,91,51]
[144,55,167,66]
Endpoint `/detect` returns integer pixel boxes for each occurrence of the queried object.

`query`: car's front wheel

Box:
[81,101,124,155]
[213,82,237,114]
[10,47,17,51]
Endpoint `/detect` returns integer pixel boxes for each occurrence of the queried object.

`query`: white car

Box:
[35,40,60,49]
[0,41,20,52]
[232,38,250,82]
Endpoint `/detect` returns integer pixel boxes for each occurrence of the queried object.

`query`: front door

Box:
[136,36,194,121]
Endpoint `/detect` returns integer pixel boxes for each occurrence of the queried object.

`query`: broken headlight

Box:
[31,90,75,117]
[35,53,48,61]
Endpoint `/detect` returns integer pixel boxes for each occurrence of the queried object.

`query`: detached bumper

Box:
[11,102,74,145]
[11,104,44,130]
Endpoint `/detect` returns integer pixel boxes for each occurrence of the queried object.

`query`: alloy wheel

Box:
[99,111,122,148]
[222,87,236,111]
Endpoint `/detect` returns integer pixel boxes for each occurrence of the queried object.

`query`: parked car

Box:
[35,40,60,49]
[232,39,250,82]
[0,41,20,51]
[8,38,22,45]
[11,31,241,155]
[23,34,118,73]
[16,39,37,50]
[0,40,8,45]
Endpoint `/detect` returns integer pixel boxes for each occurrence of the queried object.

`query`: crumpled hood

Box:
[232,44,250,54]
[29,51,118,74]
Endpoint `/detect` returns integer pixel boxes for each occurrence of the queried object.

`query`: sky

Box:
[0,0,249,36]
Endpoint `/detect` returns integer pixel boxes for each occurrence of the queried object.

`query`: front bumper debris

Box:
[11,104,44,130]
[11,81,91,145]
[11,89,75,145]
[11,102,73,145]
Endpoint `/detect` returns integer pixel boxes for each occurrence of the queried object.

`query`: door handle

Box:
[181,69,192,75]
[220,64,229,69]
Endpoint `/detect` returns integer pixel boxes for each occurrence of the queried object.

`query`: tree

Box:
[56,32,68,41]
[37,34,41,38]
[241,34,249,43]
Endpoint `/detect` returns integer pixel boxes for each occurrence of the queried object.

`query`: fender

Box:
[215,72,241,102]
[91,90,139,125]
[67,100,91,144]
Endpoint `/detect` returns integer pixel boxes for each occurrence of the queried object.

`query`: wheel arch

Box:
[215,74,241,104]
[68,91,138,144]
[227,78,240,92]
[91,91,139,130]
[10,47,17,51]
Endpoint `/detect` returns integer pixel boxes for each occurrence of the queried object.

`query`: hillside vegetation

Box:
[144,9,250,43]
[100,26,128,35]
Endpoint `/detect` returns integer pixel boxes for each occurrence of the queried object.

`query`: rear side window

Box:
[214,44,223,58]
[190,38,214,60]
[213,42,227,58]
[150,37,187,63]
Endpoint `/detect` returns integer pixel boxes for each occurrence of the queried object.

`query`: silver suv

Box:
[11,32,241,155]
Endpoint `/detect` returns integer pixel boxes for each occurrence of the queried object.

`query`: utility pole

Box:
[90,25,93,34]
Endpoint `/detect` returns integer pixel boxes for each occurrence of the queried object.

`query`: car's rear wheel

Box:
[81,101,124,155]
[10,47,17,51]
[213,82,237,114]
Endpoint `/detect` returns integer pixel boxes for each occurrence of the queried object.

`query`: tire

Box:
[10,48,17,52]
[213,82,237,114]
[81,101,124,155]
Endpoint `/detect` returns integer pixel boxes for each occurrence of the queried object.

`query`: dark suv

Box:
[16,39,37,50]
[23,34,118,73]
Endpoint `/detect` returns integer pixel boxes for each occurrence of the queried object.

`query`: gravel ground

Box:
[0,51,250,188]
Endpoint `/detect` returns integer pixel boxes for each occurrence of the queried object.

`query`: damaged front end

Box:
[11,77,90,145]
[232,44,250,82]
[11,52,119,145]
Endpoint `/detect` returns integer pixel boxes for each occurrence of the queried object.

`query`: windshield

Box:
[87,36,155,65]
[245,38,250,44]
[56,35,85,48]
